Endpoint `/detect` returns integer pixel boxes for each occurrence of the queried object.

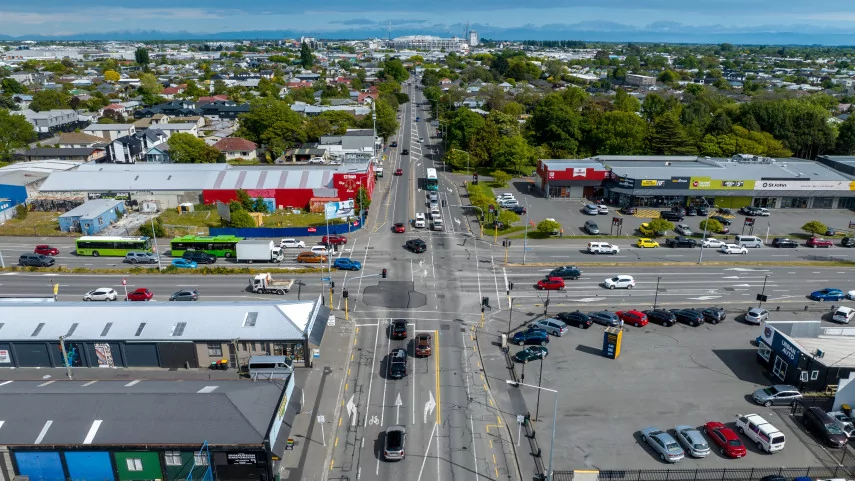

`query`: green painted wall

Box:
[164,452,208,481]
[114,452,162,481]
[715,196,752,209]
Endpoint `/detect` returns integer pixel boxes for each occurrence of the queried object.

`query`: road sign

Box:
[516,415,525,424]
[122,279,126,286]
[317,415,325,423]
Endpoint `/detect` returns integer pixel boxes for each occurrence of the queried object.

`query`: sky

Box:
[0,0,854,41]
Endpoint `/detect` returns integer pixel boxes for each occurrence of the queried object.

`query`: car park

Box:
[388,349,408,378]
[597,205,609,214]
[772,238,798,248]
[833,306,855,324]
[744,307,769,324]
[670,309,704,326]
[604,275,635,289]
[810,288,845,301]
[171,258,197,268]
[279,239,306,249]
[696,205,709,216]
[588,311,620,327]
[169,289,199,301]
[735,413,786,453]
[548,266,581,279]
[126,288,153,301]
[322,235,347,245]
[674,425,711,458]
[666,236,697,248]
[685,206,697,216]
[803,407,848,448]
[555,311,592,329]
[393,222,406,233]
[584,220,600,234]
[701,238,725,248]
[583,204,599,215]
[639,426,685,463]
[752,385,802,406]
[297,252,327,263]
[415,333,432,357]
[34,245,59,256]
[514,346,549,363]
[660,211,684,222]
[643,309,677,327]
[710,215,731,225]
[616,310,648,327]
[536,277,565,290]
[405,239,427,253]
[587,242,619,254]
[720,244,747,254]
[512,330,549,346]
[333,258,362,271]
[83,288,118,301]
[807,237,833,248]
[701,307,726,324]
[674,224,693,236]
[636,238,659,248]
[704,421,747,458]
[531,319,569,336]
[391,319,408,339]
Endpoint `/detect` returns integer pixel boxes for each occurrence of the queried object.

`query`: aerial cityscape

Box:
[1,3,855,481]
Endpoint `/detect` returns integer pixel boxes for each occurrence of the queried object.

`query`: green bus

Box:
[75,236,153,257]
[170,235,244,258]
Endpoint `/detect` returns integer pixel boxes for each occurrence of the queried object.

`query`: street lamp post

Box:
[535,358,544,421]
[759,274,770,308]
[653,276,662,309]
[698,199,712,265]
[507,380,558,481]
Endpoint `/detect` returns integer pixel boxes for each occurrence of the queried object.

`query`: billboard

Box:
[324,200,355,220]
[689,176,755,190]
[754,180,855,191]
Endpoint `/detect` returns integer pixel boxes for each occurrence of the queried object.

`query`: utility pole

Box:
[653,276,662,309]
[59,335,72,380]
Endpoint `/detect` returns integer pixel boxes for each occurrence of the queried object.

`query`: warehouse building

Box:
[57,198,127,234]
[0,378,295,481]
[0,298,330,370]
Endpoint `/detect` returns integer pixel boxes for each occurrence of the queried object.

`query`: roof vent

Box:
[172,322,187,336]
[167,175,172,180]
[31,323,45,337]
[100,322,113,337]
[244,312,258,327]
[134,175,139,181]
[66,323,79,337]
[134,322,147,337]
[665,162,671,166]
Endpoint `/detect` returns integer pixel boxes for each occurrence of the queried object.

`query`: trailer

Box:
[250,273,295,295]
[236,240,284,263]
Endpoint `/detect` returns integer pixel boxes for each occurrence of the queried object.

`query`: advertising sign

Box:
[324,200,355,220]
[0,350,9,363]
[640,179,665,187]
[771,331,801,367]
[615,176,635,189]
[226,453,259,465]
[573,168,587,178]
[602,327,623,359]
[689,177,755,190]
[754,180,853,191]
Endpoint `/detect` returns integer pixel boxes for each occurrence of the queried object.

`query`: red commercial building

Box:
[536,159,610,199]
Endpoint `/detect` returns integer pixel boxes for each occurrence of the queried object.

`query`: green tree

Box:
[492,135,532,174]
[228,208,256,228]
[491,170,512,187]
[0,109,36,160]
[537,218,561,235]
[371,100,398,141]
[591,111,647,155]
[167,132,221,163]
[739,98,835,159]
[657,70,680,83]
[613,88,640,112]
[252,196,269,213]
[134,47,150,68]
[381,58,409,83]
[355,186,371,214]
[235,189,254,211]
[212,79,228,95]
[802,220,828,236]
[300,43,314,68]
[1,78,26,94]
[497,209,520,228]
[29,90,70,111]
[236,97,306,160]
[447,108,486,151]
[699,218,724,234]
[647,112,697,155]
[15,203,28,220]
[139,217,166,238]
[139,73,163,95]
[647,218,674,236]
[526,93,583,156]
[836,116,855,155]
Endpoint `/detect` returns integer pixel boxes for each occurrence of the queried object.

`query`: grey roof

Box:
[0,380,283,446]
[40,170,217,192]
[83,124,135,131]
[0,160,81,174]
[58,198,124,219]
[0,300,320,342]
[24,148,101,157]
[0,171,49,186]
[540,159,608,171]
[604,157,852,182]
[821,156,855,167]
[75,163,227,172]
[345,129,374,137]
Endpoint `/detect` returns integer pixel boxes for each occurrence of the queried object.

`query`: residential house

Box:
[155,123,199,138]
[626,74,657,87]
[106,129,167,164]
[144,143,171,163]
[11,94,32,110]
[197,95,229,104]
[83,124,136,141]
[103,103,127,115]
[22,147,105,162]
[213,137,257,161]
[132,113,170,130]
[160,84,187,99]
[55,132,110,149]
[169,116,206,129]
[18,109,81,134]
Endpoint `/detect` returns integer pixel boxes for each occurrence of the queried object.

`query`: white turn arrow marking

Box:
[447,187,452,193]
[687,296,722,300]
[346,395,357,426]
[395,392,403,424]
[722,276,740,279]
[424,391,436,424]
[576,298,601,303]
[454,218,461,226]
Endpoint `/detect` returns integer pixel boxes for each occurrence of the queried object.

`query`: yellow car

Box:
[639,223,654,236]
[637,238,660,248]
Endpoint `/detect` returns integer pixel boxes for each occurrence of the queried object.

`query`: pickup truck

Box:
[250,273,295,295]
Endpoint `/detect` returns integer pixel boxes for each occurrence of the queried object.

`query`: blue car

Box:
[334,258,362,271]
[809,288,845,301]
[512,330,549,346]
[171,258,198,269]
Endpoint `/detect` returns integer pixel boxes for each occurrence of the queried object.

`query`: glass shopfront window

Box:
[839,197,855,209]
[753,197,777,208]
[272,342,305,362]
[812,197,834,209]
[780,197,809,208]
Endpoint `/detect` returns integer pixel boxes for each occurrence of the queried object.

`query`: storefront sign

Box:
[670,177,690,186]
[754,180,853,191]
[573,168,587,178]
[689,177,755,190]
[640,179,665,187]
[226,453,259,465]
[0,350,9,363]
[616,176,634,188]
[771,332,801,367]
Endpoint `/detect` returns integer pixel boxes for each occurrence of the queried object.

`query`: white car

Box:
[311,245,330,256]
[848,290,855,300]
[414,213,426,228]
[418,137,424,143]
[675,224,693,236]
[280,239,306,248]
[720,244,748,254]
[428,192,438,201]
[496,193,515,202]
[500,199,519,208]
[597,205,609,214]
[604,275,635,290]
[702,238,725,248]
[756,208,771,216]
[83,288,118,301]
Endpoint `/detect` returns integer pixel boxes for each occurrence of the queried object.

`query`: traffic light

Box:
[382,268,387,278]
[343,289,349,299]
[507,240,511,247]
[508,281,514,291]
[502,240,506,247]
[330,281,335,289]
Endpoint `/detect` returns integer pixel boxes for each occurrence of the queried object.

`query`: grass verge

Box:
[0,211,77,237]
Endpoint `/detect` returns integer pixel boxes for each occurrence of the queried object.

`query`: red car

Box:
[704,421,746,458]
[535,277,565,291]
[616,310,648,327]
[807,237,833,248]
[393,222,406,233]
[322,235,347,245]
[395,168,403,176]
[126,288,153,301]
[34,245,59,256]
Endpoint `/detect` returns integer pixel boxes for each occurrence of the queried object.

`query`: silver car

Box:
[828,411,855,438]
[752,384,802,407]
[83,288,118,301]
[640,426,685,463]
[531,319,569,336]
[745,307,769,325]
[583,204,599,215]
[674,425,711,457]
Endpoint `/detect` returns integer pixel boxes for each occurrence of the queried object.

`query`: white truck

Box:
[414,213,426,228]
[431,216,444,231]
[236,240,284,263]
[250,273,295,295]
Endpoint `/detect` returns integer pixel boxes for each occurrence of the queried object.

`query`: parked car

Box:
[701,238,725,248]
[807,237,834,248]
[674,425,711,458]
[704,421,747,458]
[827,411,855,438]
[752,385,802,407]
[391,319,408,339]
[744,307,769,324]
[126,288,153,301]
[405,239,427,253]
[803,407,848,448]
[514,346,549,363]
[393,222,406,233]
[34,245,59,256]
[701,307,726,324]
[555,311,592,329]
[334,258,362,271]
[685,206,697,216]
[604,275,635,289]
[584,220,600,235]
[583,204,599,215]
[536,277,565,291]
[617,310,648,327]
[279,239,306,249]
[674,224,693,236]
[18,253,55,267]
[548,266,581,280]
[639,426,685,463]
[512,330,549,346]
[169,289,199,301]
[772,238,798,248]
[510,205,527,215]
[171,258,198,268]
[597,205,609,215]
[621,206,637,215]
[588,311,620,327]
[720,244,748,255]
[660,211,684,222]
[531,319,569,336]
[666,236,697,248]
[741,206,761,216]
[636,238,660,248]
[696,205,709,216]
[415,333,432,357]
[644,309,677,327]
[670,309,704,326]
[809,288,846,302]
[83,288,118,301]
[710,215,732,225]
[297,252,327,263]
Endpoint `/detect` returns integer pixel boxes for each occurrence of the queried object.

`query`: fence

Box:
[210,216,365,238]
[554,465,850,481]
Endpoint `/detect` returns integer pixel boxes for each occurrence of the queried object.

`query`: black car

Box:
[401,149,409,155]
[391,319,408,339]
[660,211,684,222]
[388,349,408,378]
[740,206,760,216]
[670,309,705,326]
[511,205,527,215]
[685,206,697,216]
[643,309,676,327]
[772,237,798,248]
[549,266,581,280]
[588,311,620,327]
[666,236,697,248]
[696,206,709,216]
[555,311,592,329]
[182,250,217,264]
[842,237,855,248]
[701,307,726,324]
[709,215,731,226]
[405,239,427,253]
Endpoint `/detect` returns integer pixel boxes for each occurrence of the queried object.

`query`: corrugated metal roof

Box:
[607,159,852,182]
[75,163,228,172]
[540,159,607,170]
[0,171,49,186]
[0,300,318,341]
[211,169,333,190]
[58,199,124,219]
[40,171,217,192]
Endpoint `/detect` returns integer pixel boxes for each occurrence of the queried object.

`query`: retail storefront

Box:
[536,160,609,199]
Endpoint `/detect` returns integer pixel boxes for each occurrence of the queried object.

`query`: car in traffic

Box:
[415,333,432,357]
[182,250,216,264]
[639,426,685,463]
[616,310,648,327]
[512,330,549,346]
[310,245,331,256]
[414,213,426,228]
[322,235,347,245]
[297,252,327,263]
[83,288,118,301]
[393,222,406,233]
[279,238,306,249]
[548,266,581,280]
[125,251,159,264]
[391,319,408,339]
[169,289,199,301]
[704,421,746,458]
[383,425,406,460]
[807,237,834,248]
[583,204,599,215]
[744,307,769,324]
[701,238,726,248]
[604,275,635,289]
[401,149,409,155]
[555,311,592,329]
[588,311,620,327]
[530,319,569,336]
[536,277,565,291]
[772,237,798,248]
[636,238,659,248]
[752,384,802,406]
[639,223,665,236]
[644,309,677,327]
[587,242,620,254]
[388,348,408,378]
[720,244,747,254]
[514,346,549,363]
[810,288,846,302]
[710,215,732,226]
[670,309,704,326]
[674,425,711,458]
[674,224,693,236]
[584,220,599,235]
[171,258,198,269]
[126,288,153,301]
[18,253,55,267]
[666,236,697,248]
[405,239,427,253]
[333,258,362,271]
[34,245,59,256]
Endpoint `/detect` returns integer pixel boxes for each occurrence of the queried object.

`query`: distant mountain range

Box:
[1,22,854,45]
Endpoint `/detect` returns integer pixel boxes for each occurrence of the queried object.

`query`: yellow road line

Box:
[492,454,497,465]
[347,368,351,376]
[335,437,339,447]
[495,468,499,478]
[488,398,494,407]
[329,459,334,470]
[338,417,342,427]
[435,329,441,425]
[489,439,494,449]
[344,383,348,392]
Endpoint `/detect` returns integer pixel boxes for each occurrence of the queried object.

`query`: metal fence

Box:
[554,465,850,481]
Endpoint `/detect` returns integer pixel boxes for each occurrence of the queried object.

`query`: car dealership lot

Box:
[483,314,842,470]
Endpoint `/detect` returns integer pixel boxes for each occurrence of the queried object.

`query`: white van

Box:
[311,245,330,256]
[587,242,620,254]
[414,213,426,228]
[833,306,855,324]
[735,413,785,453]
[735,235,763,248]
[248,355,293,380]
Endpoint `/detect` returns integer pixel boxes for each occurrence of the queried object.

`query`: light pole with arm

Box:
[698,198,713,265]
[507,380,558,481]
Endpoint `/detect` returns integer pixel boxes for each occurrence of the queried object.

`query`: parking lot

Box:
[481,313,852,471]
